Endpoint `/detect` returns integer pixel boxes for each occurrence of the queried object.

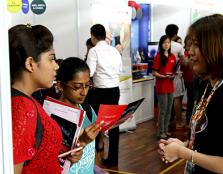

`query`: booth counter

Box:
[132,76,154,123]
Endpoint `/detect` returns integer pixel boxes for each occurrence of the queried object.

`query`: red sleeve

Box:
[152,53,160,70]
[184,50,189,57]
[12,96,37,164]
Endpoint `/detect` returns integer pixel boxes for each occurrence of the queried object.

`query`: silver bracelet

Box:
[191,150,197,164]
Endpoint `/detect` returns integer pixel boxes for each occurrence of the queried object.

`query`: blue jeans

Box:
[157,93,174,134]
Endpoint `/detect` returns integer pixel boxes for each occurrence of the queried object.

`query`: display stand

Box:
[132,77,154,123]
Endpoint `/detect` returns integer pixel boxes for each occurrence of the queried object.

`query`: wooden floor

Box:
[97,120,189,174]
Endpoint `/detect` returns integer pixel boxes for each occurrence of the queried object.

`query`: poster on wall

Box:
[130,3,151,73]
[7,0,46,15]
[31,0,46,15]
[7,0,22,13]
[22,0,29,14]
[92,1,136,131]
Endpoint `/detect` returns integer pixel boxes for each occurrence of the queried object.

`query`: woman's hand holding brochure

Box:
[78,120,104,146]
[67,144,84,164]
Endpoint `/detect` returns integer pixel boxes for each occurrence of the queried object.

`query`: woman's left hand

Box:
[79,121,103,145]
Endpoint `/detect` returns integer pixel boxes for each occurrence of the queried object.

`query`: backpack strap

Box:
[11,88,43,165]
[81,102,92,122]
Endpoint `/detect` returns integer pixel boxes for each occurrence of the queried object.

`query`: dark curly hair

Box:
[56,57,90,83]
[9,24,53,82]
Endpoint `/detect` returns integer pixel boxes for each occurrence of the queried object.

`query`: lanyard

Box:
[189,79,223,149]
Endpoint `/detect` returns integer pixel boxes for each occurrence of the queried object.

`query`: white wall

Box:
[77,0,129,59]
[9,0,222,59]
[10,0,79,59]
[151,4,191,42]
[150,4,222,43]
[77,0,94,59]
[9,0,129,60]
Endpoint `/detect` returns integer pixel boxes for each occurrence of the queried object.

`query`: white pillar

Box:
[0,1,14,174]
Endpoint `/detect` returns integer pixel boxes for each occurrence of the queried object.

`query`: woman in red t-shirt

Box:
[152,35,176,139]
[181,36,194,125]
[9,24,94,174]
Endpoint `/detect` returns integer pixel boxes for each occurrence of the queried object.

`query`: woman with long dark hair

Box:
[152,35,176,139]
[159,14,223,174]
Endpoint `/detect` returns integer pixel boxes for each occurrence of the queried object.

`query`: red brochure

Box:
[96,104,127,132]
[96,98,144,132]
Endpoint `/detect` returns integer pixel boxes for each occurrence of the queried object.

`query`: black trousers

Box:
[86,87,120,164]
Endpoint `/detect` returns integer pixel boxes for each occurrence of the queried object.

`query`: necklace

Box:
[189,79,223,149]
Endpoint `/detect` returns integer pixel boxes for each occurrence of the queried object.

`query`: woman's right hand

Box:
[158,138,185,163]
[67,144,84,164]
[158,138,185,153]
[14,163,23,174]
[162,142,182,162]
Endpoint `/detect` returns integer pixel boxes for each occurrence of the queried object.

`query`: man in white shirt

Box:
[86,24,122,167]
[165,24,186,128]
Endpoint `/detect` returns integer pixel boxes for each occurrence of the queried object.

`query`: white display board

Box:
[119,78,136,131]
[132,79,155,123]
[90,0,136,131]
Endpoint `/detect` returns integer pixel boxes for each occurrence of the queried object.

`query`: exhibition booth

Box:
[1,0,223,173]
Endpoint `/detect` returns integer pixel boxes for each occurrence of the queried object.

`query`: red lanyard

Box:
[189,80,223,149]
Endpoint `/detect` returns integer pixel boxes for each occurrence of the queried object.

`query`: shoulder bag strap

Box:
[11,88,43,165]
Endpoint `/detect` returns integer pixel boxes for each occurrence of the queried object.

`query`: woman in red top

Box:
[152,35,176,139]
[9,24,86,174]
[181,36,194,125]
